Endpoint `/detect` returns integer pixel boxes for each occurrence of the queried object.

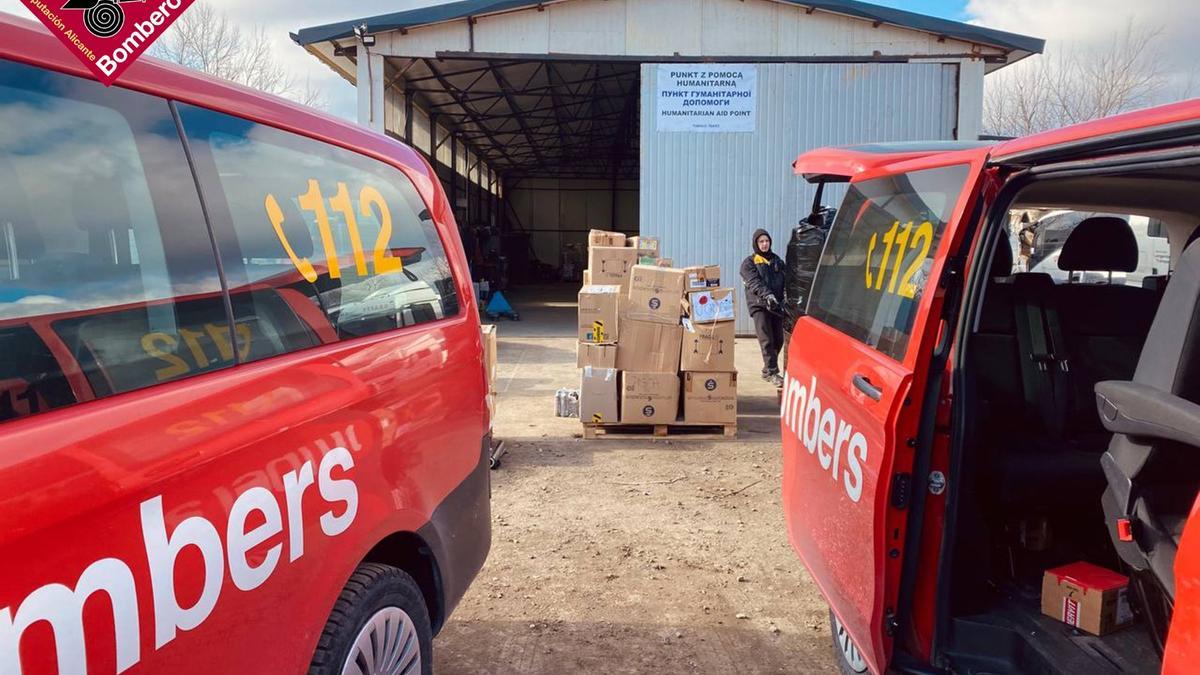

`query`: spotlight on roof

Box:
[354,24,376,47]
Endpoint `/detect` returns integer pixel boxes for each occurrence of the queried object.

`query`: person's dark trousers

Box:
[751,309,784,377]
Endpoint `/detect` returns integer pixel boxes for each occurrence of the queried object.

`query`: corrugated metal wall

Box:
[640,62,958,334]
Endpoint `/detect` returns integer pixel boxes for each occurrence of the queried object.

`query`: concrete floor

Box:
[433,285,836,673]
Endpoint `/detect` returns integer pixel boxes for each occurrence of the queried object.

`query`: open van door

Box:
[783,144,991,674]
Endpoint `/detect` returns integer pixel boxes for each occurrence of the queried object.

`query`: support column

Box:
[356,50,385,134]
[956,58,985,141]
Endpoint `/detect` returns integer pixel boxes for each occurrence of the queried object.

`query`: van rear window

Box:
[808,164,970,361]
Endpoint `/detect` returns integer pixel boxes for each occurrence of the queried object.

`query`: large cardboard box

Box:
[616,319,683,373]
[685,287,737,324]
[627,265,687,325]
[481,324,498,390]
[588,229,626,247]
[628,236,660,257]
[621,372,680,424]
[681,320,736,372]
[1041,562,1134,636]
[588,246,638,289]
[683,264,722,289]
[581,367,620,425]
[683,372,737,424]
[577,342,617,369]
[578,285,620,343]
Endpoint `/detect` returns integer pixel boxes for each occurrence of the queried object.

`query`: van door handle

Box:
[853,374,883,401]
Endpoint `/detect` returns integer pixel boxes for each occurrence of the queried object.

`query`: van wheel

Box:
[830,609,869,674]
[309,563,433,675]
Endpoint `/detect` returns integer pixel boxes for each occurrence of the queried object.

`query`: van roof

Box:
[0,11,444,214]
[796,99,1200,181]
[793,141,994,182]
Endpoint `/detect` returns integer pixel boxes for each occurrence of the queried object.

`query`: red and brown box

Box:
[1041,562,1134,636]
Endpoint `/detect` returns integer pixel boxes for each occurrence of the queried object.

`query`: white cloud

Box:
[0,0,458,119]
[967,0,1199,97]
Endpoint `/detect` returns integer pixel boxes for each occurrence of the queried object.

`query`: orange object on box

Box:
[1041,562,1133,636]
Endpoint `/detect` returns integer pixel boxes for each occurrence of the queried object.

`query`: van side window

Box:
[0,59,223,422]
[808,164,970,361]
[178,105,461,357]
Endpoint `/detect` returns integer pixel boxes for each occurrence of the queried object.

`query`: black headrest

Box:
[1058,216,1138,272]
[990,235,1013,278]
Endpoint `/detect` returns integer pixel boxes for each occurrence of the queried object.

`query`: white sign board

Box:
[655,64,757,133]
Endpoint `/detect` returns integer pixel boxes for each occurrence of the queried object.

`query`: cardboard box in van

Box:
[680,320,735,372]
[588,246,638,289]
[577,342,617,369]
[621,372,679,424]
[580,367,619,425]
[683,372,737,424]
[578,285,620,343]
[627,265,687,325]
[1041,562,1133,636]
[616,319,683,373]
[588,229,626,248]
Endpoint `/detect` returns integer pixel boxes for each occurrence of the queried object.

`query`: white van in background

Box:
[1027,210,1172,287]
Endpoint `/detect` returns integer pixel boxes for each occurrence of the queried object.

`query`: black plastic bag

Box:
[783,207,836,332]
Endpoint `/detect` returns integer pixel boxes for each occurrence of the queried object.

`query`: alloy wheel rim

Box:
[340,607,421,675]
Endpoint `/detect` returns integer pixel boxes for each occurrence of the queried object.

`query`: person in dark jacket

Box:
[741,228,786,386]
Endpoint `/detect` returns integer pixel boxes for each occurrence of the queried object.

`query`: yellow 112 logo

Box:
[864,220,934,299]
[265,180,403,284]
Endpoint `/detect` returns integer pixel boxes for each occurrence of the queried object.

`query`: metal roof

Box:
[293,0,1044,55]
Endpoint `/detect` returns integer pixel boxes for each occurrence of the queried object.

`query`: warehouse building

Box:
[294,0,1042,333]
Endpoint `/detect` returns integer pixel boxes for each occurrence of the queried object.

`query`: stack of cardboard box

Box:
[577,229,737,429]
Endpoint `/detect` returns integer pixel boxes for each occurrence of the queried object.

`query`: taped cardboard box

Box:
[628,236,660,257]
[1041,562,1133,636]
[587,246,638,289]
[581,367,620,425]
[588,229,626,247]
[680,319,735,372]
[578,285,620,343]
[683,372,737,424]
[683,264,721,289]
[616,319,683,373]
[621,371,680,424]
[685,287,736,324]
[627,264,687,325]
[577,342,617,369]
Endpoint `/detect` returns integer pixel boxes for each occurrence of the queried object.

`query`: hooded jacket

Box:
[740,228,786,313]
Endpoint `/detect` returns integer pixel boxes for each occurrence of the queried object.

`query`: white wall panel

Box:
[548,0,627,54]
[626,0,702,55]
[475,8,551,53]
[640,62,958,334]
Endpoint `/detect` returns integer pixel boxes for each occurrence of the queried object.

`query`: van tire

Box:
[309,563,433,675]
[829,609,870,674]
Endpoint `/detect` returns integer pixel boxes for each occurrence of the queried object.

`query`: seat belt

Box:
[1013,288,1068,438]
[1041,293,1072,437]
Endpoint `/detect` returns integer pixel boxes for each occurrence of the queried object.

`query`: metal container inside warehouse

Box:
[640,62,959,335]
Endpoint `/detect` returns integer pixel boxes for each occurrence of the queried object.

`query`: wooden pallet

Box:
[582,422,737,440]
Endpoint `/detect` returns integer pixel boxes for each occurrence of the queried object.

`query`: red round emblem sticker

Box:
[699,296,709,305]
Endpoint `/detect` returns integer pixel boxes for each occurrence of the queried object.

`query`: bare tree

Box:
[984,22,1171,137]
[151,4,324,108]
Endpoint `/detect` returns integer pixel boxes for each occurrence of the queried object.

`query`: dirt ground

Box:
[433,287,837,674]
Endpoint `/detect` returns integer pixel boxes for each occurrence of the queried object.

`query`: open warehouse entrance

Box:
[381,55,641,286]
[295,0,1041,332]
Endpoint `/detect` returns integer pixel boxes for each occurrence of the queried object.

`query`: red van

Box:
[0,13,489,674]
[783,103,1200,674]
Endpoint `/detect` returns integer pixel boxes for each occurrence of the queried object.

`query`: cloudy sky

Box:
[1,0,1193,119]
